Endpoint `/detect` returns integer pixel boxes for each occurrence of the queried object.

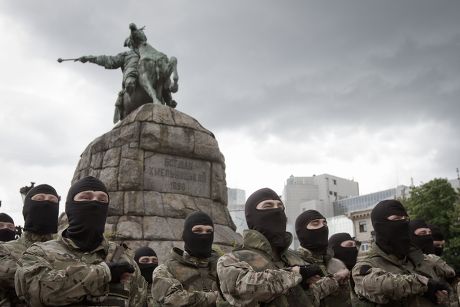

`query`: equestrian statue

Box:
[59,23,179,123]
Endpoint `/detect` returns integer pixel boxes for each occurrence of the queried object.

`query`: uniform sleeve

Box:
[127,258,148,307]
[216,253,302,306]
[151,264,217,306]
[90,53,126,69]
[309,276,340,304]
[0,245,17,290]
[352,261,428,304]
[14,244,111,306]
[426,254,456,280]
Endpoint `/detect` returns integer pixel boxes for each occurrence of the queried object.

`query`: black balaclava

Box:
[371,199,411,259]
[134,246,157,284]
[182,211,214,259]
[409,219,434,255]
[23,184,59,235]
[245,188,288,250]
[429,224,445,256]
[328,233,358,270]
[295,210,329,255]
[63,176,109,252]
[0,213,15,242]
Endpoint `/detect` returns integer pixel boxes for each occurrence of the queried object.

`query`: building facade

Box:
[283,174,359,248]
[227,188,247,234]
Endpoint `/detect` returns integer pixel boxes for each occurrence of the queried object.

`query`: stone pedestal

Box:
[72,104,240,260]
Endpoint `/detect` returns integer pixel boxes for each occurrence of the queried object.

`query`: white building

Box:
[227,188,247,234]
[283,174,359,248]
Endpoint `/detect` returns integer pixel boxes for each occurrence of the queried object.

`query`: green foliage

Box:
[402,178,460,270]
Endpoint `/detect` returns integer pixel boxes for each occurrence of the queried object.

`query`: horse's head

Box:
[129,23,147,48]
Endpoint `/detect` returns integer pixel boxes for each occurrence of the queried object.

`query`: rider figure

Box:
[76,38,139,123]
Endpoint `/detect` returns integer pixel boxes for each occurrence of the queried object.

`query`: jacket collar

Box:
[170,247,216,268]
[297,246,332,265]
[59,232,108,254]
[240,229,293,260]
[371,243,424,267]
[18,231,54,246]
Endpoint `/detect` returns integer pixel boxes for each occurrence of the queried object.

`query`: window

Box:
[359,221,367,233]
[333,179,337,185]
[329,191,333,195]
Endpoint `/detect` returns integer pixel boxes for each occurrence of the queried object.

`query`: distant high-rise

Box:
[227,188,247,234]
[283,174,359,248]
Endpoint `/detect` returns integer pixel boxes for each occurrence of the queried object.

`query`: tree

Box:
[403,178,460,270]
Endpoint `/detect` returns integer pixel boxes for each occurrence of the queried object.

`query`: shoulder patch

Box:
[359,265,372,275]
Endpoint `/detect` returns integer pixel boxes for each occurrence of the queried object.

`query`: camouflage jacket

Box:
[296,247,349,307]
[0,231,53,306]
[422,254,457,307]
[152,247,228,306]
[457,282,460,305]
[351,243,445,307]
[217,229,313,307]
[89,52,139,86]
[15,234,147,306]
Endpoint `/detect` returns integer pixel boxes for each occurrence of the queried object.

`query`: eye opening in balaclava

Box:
[182,211,214,259]
[409,219,434,255]
[371,199,410,258]
[428,224,445,256]
[328,232,358,270]
[134,246,158,284]
[23,184,59,235]
[245,188,288,250]
[64,176,109,252]
[295,210,329,255]
[0,213,16,242]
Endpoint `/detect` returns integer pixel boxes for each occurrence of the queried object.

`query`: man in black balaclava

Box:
[328,233,358,271]
[295,210,351,306]
[0,184,60,306]
[352,200,452,306]
[0,213,16,242]
[135,246,158,307]
[216,188,321,307]
[371,199,411,258]
[15,176,147,306]
[244,188,288,250]
[296,210,329,255]
[135,246,158,284]
[152,211,221,306]
[63,176,110,251]
[429,224,445,256]
[409,219,435,255]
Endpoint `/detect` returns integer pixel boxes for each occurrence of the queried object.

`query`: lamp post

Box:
[19,182,35,203]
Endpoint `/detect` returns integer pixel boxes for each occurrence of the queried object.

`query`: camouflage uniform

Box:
[352,243,456,306]
[15,234,147,306]
[217,229,313,307]
[152,247,228,306]
[423,254,458,307]
[457,282,460,305]
[296,247,349,307]
[0,231,53,306]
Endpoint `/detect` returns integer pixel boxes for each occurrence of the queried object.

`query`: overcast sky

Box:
[1,0,459,224]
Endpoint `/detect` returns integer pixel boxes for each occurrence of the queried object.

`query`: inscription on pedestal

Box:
[144,153,211,197]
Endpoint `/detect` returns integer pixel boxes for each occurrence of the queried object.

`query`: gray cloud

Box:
[0,0,459,218]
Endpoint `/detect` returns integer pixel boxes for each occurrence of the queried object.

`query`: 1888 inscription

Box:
[144,153,211,197]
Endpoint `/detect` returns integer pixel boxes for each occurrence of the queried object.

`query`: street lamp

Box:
[19,182,35,202]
